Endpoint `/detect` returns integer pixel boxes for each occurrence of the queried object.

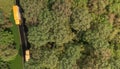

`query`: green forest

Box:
[0,0,120,69]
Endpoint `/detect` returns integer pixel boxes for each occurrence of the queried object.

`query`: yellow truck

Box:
[25,50,30,62]
[13,5,21,25]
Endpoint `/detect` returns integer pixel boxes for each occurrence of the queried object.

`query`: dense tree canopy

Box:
[28,9,75,47]
[70,7,92,32]
[83,16,112,44]
[25,43,83,69]
[18,0,120,69]
[56,43,83,69]
[20,0,48,25]
[109,2,120,15]
[25,45,58,69]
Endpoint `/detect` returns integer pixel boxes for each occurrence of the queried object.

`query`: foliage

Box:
[109,33,120,69]
[0,30,18,61]
[113,15,120,29]
[79,16,113,69]
[0,9,13,28]
[28,9,74,47]
[109,3,120,15]
[88,0,109,14]
[21,0,120,69]
[51,0,73,17]
[25,43,83,69]
[20,0,48,25]
[72,0,88,8]
[0,0,14,17]
[0,45,18,62]
[83,16,112,45]
[70,7,92,32]
[0,10,4,25]
[0,30,14,46]
[80,47,111,69]
[56,43,83,69]
[0,60,10,69]
[25,46,58,69]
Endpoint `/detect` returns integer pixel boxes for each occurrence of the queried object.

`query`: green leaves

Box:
[22,0,120,69]
[0,46,18,61]
[0,10,4,25]
[28,9,75,47]
[109,3,120,14]
[83,16,112,43]
[0,31,14,47]
[0,31,18,61]
[78,16,113,69]
[25,43,83,69]
[71,7,92,32]
[25,46,58,69]
[0,60,9,69]
[0,0,14,16]
[20,0,48,25]
[56,43,83,69]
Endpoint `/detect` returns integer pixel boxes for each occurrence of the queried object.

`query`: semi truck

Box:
[13,5,30,62]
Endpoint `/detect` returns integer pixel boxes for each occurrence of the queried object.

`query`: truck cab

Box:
[13,5,21,25]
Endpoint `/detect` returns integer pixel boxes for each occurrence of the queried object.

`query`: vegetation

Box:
[1,0,120,69]
[0,10,18,62]
[25,43,83,69]
[0,0,14,16]
[0,1,18,68]
[28,9,75,47]
[19,0,120,69]
[0,60,10,69]
[0,30,18,61]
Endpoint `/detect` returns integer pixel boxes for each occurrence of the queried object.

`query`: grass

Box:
[9,12,24,69]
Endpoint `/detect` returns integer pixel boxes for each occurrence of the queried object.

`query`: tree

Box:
[113,15,120,29]
[0,60,10,69]
[88,0,109,14]
[72,0,88,8]
[21,0,120,69]
[0,0,14,17]
[0,10,4,25]
[83,16,112,45]
[28,9,75,47]
[109,3,120,15]
[25,43,83,69]
[0,9,13,28]
[25,46,58,69]
[0,30,14,46]
[109,33,120,69]
[79,47,112,69]
[56,43,83,69]
[51,0,73,17]
[0,46,18,62]
[0,30,18,61]
[70,7,92,32]
[20,0,48,25]
[79,16,113,69]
